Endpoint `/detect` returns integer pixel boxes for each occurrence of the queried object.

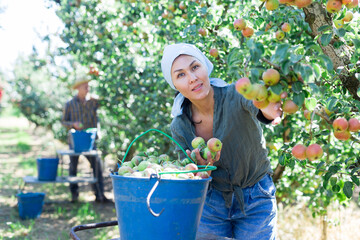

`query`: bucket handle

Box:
[121,128,195,165]
[146,174,165,217]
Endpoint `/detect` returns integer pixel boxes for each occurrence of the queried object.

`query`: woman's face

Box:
[171,55,211,101]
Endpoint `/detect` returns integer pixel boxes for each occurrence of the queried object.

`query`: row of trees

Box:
[8,0,360,220]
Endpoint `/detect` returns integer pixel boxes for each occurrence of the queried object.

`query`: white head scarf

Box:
[161,43,228,117]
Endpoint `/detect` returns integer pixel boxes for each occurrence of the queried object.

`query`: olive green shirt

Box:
[170,84,273,209]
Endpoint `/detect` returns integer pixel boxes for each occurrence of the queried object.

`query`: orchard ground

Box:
[0,106,360,240]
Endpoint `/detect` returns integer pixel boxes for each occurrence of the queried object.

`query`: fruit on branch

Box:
[348,118,360,132]
[342,11,353,22]
[235,77,252,95]
[179,2,186,10]
[243,85,258,100]
[292,144,307,160]
[262,69,280,86]
[253,84,268,102]
[334,20,344,29]
[242,27,254,38]
[281,23,291,32]
[198,28,207,36]
[326,0,343,13]
[345,0,358,8]
[282,99,299,114]
[267,90,281,103]
[304,109,311,120]
[275,30,285,40]
[265,22,273,32]
[253,99,270,109]
[334,130,351,141]
[294,0,313,8]
[306,143,323,161]
[332,117,348,131]
[233,18,246,31]
[209,48,219,58]
[266,0,280,10]
[342,0,352,4]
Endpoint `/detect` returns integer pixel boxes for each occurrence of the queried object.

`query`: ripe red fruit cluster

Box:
[332,117,360,141]
[233,18,254,38]
[326,0,358,13]
[292,143,323,161]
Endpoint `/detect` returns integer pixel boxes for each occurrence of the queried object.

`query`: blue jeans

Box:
[197,174,277,239]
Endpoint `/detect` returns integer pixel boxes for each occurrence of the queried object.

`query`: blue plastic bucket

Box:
[71,129,97,153]
[37,157,59,181]
[110,173,211,240]
[17,192,46,220]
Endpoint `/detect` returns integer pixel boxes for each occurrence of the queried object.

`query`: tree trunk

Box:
[303,2,360,101]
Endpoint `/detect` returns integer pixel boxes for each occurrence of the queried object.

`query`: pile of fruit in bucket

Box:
[117,135,222,180]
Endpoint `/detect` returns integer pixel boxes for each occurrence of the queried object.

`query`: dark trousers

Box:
[69,154,105,199]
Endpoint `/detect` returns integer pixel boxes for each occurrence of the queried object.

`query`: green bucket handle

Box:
[120,128,217,173]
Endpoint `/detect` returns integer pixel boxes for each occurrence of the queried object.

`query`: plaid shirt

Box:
[61,95,99,131]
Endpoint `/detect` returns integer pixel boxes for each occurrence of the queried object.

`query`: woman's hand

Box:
[260,101,283,125]
[186,148,220,166]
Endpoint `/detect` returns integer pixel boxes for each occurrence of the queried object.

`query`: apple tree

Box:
[44,0,360,216]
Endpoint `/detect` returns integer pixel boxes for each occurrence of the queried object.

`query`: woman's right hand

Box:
[73,121,84,130]
[186,148,220,166]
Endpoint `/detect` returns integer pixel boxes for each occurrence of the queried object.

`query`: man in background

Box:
[61,73,111,203]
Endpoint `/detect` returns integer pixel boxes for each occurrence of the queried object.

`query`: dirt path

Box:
[0,115,119,240]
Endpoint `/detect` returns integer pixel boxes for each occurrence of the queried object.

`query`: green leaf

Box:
[279,154,286,166]
[292,81,303,94]
[321,33,332,46]
[274,43,290,61]
[293,92,305,107]
[251,68,260,83]
[332,184,341,193]
[343,181,354,198]
[318,25,332,32]
[326,97,338,111]
[351,175,360,186]
[335,28,346,37]
[328,165,341,174]
[290,54,303,63]
[318,55,334,71]
[270,83,283,95]
[305,98,317,111]
[353,38,360,49]
[330,176,337,186]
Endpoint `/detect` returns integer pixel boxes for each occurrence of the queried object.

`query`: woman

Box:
[161,43,282,239]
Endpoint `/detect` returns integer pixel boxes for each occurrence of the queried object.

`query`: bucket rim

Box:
[16,192,46,198]
[37,157,59,161]
[109,173,212,182]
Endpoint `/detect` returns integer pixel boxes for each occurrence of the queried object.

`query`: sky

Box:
[0,0,64,76]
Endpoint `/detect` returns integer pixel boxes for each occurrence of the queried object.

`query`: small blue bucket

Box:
[110,173,211,240]
[37,157,59,181]
[17,192,46,220]
[71,128,97,153]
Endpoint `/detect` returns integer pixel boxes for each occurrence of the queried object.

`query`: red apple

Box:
[235,77,252,95]
[332,117,349,131]
[345,0,358,8]
[242,85,257,100]
[306,143,323,161]
[192,136,206,149]
[209,48,219,58]
[179,2,186,10]
[348,118,360,132]
[253,99,270,109]
[267,90,281,103]
[242,27,254,38]
[185,163,198,171]
[207,138,222,152]
[198,28,207,36]
[253,84,268,102]
[334,130,351,141]
[295,0,313,8]
[266,0,280,10]
[196,171,210,179]
[275,30,285,40]
[281,23,291,32]
[233,18,246,31]
[326,0,343,13]
[304,110,311,120]
[342,11,353,22]
[282,99,299,114]
[292,144,307,160]
[262,69,280,86]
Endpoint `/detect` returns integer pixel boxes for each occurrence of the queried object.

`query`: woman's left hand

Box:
[260,101,283,125]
